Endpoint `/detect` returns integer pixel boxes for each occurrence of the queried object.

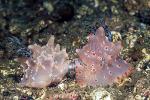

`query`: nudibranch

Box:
[75,27,133,87]
[17,36,70,88]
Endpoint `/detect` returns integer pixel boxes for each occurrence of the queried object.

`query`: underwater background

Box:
[0,0,149,100]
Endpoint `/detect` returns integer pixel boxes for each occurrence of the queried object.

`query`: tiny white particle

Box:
[104,75,106,79]
[32,76,35,80]
[49,74,52,77]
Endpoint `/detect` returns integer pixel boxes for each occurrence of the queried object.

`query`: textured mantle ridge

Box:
[17,36,70,88]
[75,27,133,87]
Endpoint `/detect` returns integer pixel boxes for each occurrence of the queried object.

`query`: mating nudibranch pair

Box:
[17,27,133,88]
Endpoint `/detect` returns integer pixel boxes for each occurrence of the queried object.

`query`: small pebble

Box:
[58,83,67,91]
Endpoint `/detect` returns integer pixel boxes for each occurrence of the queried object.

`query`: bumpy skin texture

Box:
[75,27,133,87]
[17,36,70,88]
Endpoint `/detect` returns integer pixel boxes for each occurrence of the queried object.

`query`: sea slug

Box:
[75,27,133,87]
[17,36,70,88]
